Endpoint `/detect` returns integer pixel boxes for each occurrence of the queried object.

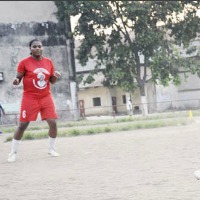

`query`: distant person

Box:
[0,104,5,133]
[0,104,5,122]
[126,98,133,116]
[7,38,61,162]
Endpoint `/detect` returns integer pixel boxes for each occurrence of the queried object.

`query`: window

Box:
[93,97,101,106]
[122,95,126,104]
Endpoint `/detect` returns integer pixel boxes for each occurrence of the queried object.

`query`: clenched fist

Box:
[13,78,20,85]
[54,71,61,79]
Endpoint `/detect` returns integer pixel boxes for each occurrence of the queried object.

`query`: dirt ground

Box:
[1,118,200,200]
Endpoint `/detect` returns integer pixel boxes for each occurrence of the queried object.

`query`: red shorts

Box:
[20,94,58,122]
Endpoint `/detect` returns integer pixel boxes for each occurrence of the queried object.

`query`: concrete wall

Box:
[78,87,126,116]
[78,87,114,116]
[78,85,142,116]
[155,72,200,111]
[0,1,57,23]
[154,37,200,112]
[0,1,75,122]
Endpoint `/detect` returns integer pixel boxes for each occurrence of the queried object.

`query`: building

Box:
[0,2,199,122]
[0,1,79,124]
[76,36,200,116]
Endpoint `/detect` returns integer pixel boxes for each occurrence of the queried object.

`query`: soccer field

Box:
[1,120,200,200]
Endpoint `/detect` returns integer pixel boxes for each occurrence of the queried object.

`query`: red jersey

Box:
[17,56,55,97]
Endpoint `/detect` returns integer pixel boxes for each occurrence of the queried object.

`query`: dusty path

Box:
[1,120,200,200]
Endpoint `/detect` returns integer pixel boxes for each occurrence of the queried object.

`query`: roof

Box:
[78,72,105,89]
[75,58,105,73]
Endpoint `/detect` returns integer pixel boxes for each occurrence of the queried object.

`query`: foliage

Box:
[54,1,200,95]
[4,113,189,142]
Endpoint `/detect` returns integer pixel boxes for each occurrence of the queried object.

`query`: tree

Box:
[54,1,200,115]
[53,0,79,119]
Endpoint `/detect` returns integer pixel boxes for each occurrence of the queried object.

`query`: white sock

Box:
[10,139,20,154]
[48,137,56,151]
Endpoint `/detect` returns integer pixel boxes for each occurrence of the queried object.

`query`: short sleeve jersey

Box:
[17,56,55,97]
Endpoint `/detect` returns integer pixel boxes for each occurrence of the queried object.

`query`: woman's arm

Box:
[50,71,61,84]
[13,72,24,85]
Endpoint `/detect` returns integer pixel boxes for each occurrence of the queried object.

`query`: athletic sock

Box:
[48,136,56,151]
[10,138,20,154]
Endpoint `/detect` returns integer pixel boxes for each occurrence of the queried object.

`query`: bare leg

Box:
[14,122,30,140]
[8,122,29,162]
[46,118,57,138]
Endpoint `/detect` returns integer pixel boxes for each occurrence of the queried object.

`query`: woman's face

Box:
[30,41,43,58]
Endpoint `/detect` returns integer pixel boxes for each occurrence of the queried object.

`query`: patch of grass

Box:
[1,127,15,133]
[119,126,132,131]
[104,127,111,132]
[5,136,13,142]
[22,130,49,140]
[86,129,95,135]
[3,112,190,142]
[133,124,143,129]
[23,133,35,140]
[68,129,81,136]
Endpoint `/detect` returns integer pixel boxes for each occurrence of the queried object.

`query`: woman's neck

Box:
[31,55,43,61]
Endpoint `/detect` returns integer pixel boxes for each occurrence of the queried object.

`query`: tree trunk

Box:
[139,84,148,116]
[64,15,79,120]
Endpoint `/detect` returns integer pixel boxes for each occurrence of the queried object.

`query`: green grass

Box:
[2,110,195,142]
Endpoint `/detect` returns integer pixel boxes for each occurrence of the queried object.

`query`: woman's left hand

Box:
[54,71,61,79]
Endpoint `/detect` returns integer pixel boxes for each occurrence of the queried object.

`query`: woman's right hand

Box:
[13,78,20,85]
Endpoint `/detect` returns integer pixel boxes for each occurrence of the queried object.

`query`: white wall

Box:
[0,1,76,121]
[0,1,58,23]
[155,84,179,111]
[155,72,200,111]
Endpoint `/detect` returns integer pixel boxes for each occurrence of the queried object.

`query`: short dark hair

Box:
[29,38,42,47]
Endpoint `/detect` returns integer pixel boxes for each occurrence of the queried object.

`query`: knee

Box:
[47,119,57,129]
[18,122,29,132]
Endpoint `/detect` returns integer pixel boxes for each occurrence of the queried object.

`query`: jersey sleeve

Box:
[17,60,26,73]
[49,59,55,76]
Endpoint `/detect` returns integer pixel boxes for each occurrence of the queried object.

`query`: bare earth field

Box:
[1,119,200,200]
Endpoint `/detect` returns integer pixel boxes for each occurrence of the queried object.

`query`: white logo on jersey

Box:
[32,68,50,89]
[22,110,26,118]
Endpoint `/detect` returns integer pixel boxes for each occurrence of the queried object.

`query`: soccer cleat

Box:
[48,149,60,157]
[194,170,200,180]
[7,152,17,162]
